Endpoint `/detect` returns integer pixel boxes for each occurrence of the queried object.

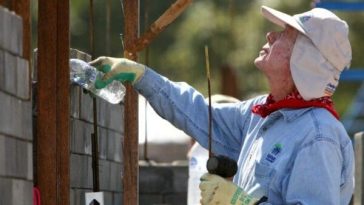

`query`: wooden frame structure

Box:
[1,0,192,204]
[122,0,191,204]
[36,1,70,204]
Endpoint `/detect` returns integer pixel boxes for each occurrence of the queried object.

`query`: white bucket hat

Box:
[261,6,352,100]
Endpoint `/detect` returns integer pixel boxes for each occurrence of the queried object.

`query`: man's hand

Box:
[199,173,259,205]
[89,57,146,88]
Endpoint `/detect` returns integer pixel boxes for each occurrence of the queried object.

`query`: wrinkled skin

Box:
[254,26,299,101]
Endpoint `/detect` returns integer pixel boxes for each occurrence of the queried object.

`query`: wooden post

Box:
[123,0,140,204]
[37,0,70,204]
[121,1,193,203]
[354,132,364,205]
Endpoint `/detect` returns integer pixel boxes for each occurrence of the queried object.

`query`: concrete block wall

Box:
[139,164,188,205]
[67,50,189,205]
[67,49,125,205]
[0,5,33,205]
[32,48,124,204]
[68,50,190,205]
[32,47,190,204]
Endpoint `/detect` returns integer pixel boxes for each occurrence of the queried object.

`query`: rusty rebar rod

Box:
[131,0,192,53]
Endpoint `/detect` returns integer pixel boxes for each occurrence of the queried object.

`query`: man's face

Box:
[254,26,298,82]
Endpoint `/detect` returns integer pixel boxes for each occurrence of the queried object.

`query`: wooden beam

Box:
[56,0,70,203]
[123,0,139,205]
[37,0,70,204]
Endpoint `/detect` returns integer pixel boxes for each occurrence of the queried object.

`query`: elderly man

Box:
[90,5,354,205]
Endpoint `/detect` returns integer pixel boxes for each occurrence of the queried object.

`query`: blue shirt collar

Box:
[276,107,313,122]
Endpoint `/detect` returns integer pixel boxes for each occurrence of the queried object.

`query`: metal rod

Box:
[205,45,212,158]
[91,132,100,191]
[89,0,95,56]
[89,0,100,192]
[123,0,140,204]
[143,0,150,161]
[106,0,111,55]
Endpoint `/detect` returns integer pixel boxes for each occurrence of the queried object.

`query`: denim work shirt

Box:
[135,68,355,205]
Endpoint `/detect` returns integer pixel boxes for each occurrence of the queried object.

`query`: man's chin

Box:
[254,58,263,70]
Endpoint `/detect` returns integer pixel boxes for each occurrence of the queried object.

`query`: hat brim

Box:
[261,6,307,35]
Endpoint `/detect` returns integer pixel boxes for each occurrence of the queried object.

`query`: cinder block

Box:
[79,89,94,123]
[164,193,187,205]
[70,154,92,189]
[0,177,12,205]
[113,192,122,205]
[0,178,33,204]
[0,137,32,180]
[10,13,23,56]
[3,52,17,95]
[16,57,30,99]
[11,179,33,205]
[0,92,14,136]
[171,166,188,193]
[0,7,6,50]
[139,166,173,193]
[26,142,33,180]
[70,189,76,205]
[70,85,80,119]
[0,135,6,176]
[108,103,124,132]
[71,119,92,155]
[110,162,122,191]
[103,191,113,205]
[85,54,92,62]
[96,99,108,127]
[0,92,31,139]
[98,160,111,191]
[71,188,89,205]
[4,136,17,177]
[70,49,91,62]
[0,7,11,52]
[0,50,5,89]
[139,194,163,205]
[20,100,32,140]
[107,130,122,162]
[15,140,28,179]
[98,127,108,160]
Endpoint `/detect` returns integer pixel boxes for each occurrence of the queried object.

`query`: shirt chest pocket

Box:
[249,162,274,199]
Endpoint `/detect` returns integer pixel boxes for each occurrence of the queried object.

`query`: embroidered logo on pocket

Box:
[265,143,282,163]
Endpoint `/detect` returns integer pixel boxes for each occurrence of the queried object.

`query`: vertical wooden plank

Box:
[37,1,57,204]
[123,0,139,204]
[37,0,69,204]
[56,0,70,204]
[10,0,30,60]
[354,132,364,205]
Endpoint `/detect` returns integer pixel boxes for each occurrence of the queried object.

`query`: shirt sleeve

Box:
[134,68,251,160]
[282,139,342,205]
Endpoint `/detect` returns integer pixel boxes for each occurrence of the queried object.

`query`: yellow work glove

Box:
[89,56,146,89]
[199,173,259,205]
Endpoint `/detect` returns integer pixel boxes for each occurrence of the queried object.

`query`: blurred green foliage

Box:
[31,0,364,115]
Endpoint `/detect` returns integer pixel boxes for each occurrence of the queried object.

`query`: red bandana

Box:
[252,91,339,119]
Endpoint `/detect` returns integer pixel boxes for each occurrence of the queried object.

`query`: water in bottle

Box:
[69,58,126,104]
